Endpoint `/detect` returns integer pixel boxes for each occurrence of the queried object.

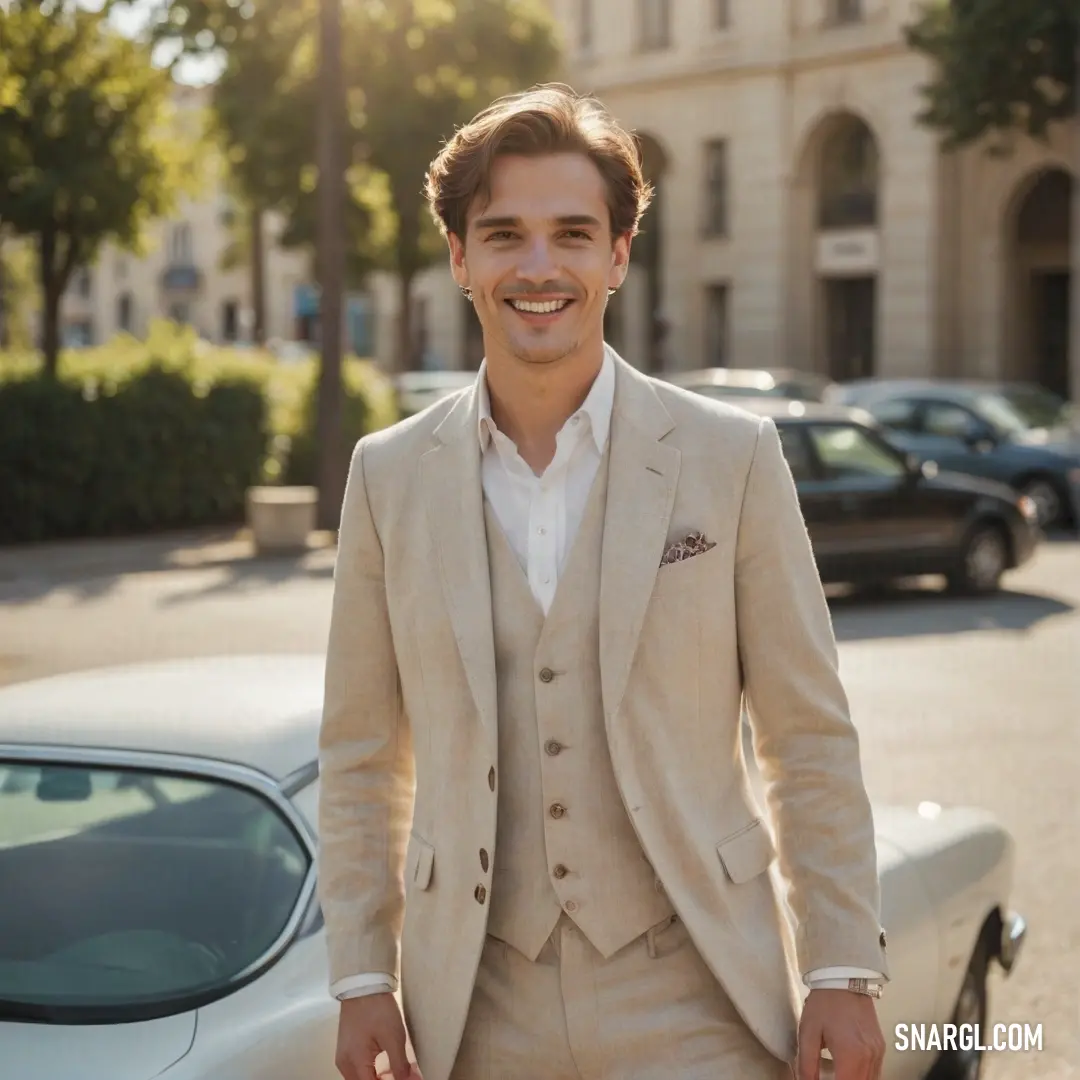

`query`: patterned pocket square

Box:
[659,531,717,567]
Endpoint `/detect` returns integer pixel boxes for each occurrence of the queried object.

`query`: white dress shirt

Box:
[332,348,882,999]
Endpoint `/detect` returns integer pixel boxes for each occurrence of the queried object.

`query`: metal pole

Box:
[314,0,347,530]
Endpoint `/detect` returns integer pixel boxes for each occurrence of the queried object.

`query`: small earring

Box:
[608,287,618,296]
[459,286,473,301]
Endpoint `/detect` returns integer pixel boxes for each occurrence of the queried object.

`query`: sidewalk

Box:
[0,526,339,584]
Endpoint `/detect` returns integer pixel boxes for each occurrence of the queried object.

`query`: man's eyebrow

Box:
[472,214,603,230]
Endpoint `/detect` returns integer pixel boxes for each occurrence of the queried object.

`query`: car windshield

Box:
[0,760,311,1022]
[973,387,1071,436]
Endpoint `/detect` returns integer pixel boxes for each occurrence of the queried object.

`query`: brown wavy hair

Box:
[424,83,654,243]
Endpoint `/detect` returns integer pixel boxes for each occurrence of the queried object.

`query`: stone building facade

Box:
[407,0,1076,400]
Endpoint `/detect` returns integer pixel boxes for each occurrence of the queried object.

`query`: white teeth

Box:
[510,299,570,314]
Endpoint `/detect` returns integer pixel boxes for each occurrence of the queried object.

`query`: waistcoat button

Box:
[539,667,555,683]
[474,884,487,904]
[553,864,568,879]
[549,803,566,819]
[544,740,563,756]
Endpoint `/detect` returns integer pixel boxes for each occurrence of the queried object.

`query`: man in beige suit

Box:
[318,84,889,1080]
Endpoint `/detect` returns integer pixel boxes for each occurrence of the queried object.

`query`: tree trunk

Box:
[250,205,266,346]
[314,0,348,530]
[1070,41,1080,406]
[0,241,7,350]
[396,269,416,373]
[38,232,61,378]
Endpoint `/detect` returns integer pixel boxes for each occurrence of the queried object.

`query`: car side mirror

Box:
[964,429,997,453]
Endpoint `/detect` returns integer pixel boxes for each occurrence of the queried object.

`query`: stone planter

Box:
[246,485,317,554]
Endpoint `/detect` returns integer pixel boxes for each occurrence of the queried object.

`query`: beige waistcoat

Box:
[483,449,674,961]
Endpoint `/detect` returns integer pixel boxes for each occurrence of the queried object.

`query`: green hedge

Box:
[0,323,399,544]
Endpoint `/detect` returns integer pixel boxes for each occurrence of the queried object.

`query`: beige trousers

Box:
[449,914,794,1080]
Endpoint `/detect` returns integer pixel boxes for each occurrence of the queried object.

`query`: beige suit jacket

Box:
[318,352,888,1079]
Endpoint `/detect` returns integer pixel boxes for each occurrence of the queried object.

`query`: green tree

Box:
[0,0,189,374]
[158,0,562,368]
[904,0,1077,149]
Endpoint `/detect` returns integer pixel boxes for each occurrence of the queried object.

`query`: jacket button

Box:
[479,848,489,872]
[549,803,566,819]
[553,864,568,879]
[474,884,486,904]
[488,767,496,791]
[545,739,563,755]
[539,667,555,683]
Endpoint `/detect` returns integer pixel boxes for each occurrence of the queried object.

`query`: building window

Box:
[579,0,593,50]
[704,283,729,366]
[639,0,671,50]
[68,269,92,298]
[117,293,133,333]
[714,0,731,28]
[829,0,862,24]
[222,299,239,342]
[702,139,728,237]
[168,223,193,266]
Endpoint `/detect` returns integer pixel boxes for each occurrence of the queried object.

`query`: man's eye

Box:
[563,230,591,240]
[487,231,515,241]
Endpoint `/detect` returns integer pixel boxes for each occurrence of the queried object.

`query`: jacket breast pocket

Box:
[406,832,435,891]
[715,818,775,884]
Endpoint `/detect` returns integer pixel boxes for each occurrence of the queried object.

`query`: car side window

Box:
[922,403,981,439]
[776,424,814,481]
[807,424,906,481]
[869,397,919,431]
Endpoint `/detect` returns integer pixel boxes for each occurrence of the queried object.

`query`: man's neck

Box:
[485,343,604,475]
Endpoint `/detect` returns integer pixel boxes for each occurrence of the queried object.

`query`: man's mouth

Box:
[505,298,573,316]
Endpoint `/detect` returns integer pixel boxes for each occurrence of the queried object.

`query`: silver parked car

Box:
[0,656,1026,1080]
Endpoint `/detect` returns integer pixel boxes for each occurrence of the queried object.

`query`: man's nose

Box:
[515,238,559,282]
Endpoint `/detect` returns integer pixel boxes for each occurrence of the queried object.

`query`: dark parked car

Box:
[829,379,1080,529]
[666,367,837,402]
[392,370,476,417]
[734,399,1040,593]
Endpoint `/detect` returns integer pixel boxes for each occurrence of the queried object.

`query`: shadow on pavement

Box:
[0,528,336,607]
[154,556,335,606]
[829,584,1074,642]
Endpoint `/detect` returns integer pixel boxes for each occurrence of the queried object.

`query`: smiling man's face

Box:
[449,152,631,369]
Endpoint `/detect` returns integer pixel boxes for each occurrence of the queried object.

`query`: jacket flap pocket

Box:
[716,818,775,884]
[410,834,435,890]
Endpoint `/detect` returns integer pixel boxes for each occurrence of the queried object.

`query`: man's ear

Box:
[448,232,469,290]
[609,232,632,291]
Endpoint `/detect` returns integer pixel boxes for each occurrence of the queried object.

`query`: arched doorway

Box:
[607,131,668,370]
[1006,167,1072,398]
[812,113,881,381]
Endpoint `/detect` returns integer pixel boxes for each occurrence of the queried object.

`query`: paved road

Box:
[0,533,1077,1079]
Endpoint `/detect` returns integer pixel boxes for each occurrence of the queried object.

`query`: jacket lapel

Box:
[419,386,498,743]
[599,355,680,719]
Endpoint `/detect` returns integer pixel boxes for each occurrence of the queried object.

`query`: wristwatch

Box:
[847,977,883,999]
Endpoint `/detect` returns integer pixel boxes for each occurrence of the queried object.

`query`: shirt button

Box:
[539,667,555,683]
[537,526,547,535]
[549,802,566,819]
[545,740,563,756]
[474,884,487,904]
[553,864,569,879]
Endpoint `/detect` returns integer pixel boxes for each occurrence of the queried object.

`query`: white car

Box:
[0,656,1025,1080]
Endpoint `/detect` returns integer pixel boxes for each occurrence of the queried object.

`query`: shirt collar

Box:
[476,346,615,454]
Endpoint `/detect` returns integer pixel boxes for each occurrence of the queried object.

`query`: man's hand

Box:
[335,993,421,1080]
[797,989,885,1080]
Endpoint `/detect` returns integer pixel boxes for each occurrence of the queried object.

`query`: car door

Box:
[775,421,850,580]
[802,421,948,575]
[908,400,1002,482]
